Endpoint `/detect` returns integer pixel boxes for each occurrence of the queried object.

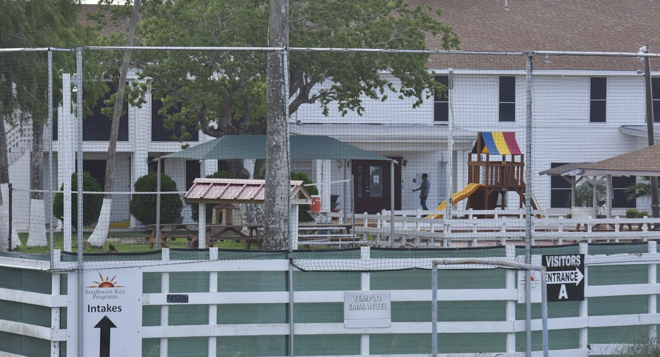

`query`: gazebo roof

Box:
[163,135,392,161]
[185,179,311,205]
[540,145,660,178]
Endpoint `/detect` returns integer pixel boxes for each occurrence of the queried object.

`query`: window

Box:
[499,76,515,122]
[151,98,199,142]
[550,163,571,208]
[433,76,449,122]
[217,160,230,173]
[83,82,129,141]
[550,162,637,209]
[147,157,165,174]
[590,77,606,122]
[186,160,201,190]
[83,160,107,189]
[653,78,660,122]
[52,109,58,141]
[613,176,636,208]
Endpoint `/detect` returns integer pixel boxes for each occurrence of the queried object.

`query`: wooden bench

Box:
[146,224,198,248]
[193,224,264,249]
[297,223,353,249]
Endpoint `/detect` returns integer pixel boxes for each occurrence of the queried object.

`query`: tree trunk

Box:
[263,0,290,250]
[88,0,141,247]
[0,111,8,249]
[226,159,245,178]
[27,119,47,246]
[0,111,8,185]
[253,159,266,179]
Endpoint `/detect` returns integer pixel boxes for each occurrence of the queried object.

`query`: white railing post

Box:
[208,249,218,357]
[649,241,657,342]
[160,253,170,357]
[360,247,371,355]
[579,243,589,352]
[506,245,516,353]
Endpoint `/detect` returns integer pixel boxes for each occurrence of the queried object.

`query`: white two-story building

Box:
[6,0,660,230]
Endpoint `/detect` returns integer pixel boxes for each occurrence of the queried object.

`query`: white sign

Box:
[517,270,542,303]
[344,291,391,328]
[82,268,142,357]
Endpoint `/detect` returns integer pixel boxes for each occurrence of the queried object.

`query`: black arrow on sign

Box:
[94,315,116,357]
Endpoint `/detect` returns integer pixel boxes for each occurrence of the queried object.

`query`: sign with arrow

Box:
[543,254,585,301]
[81,268,142,356]
[95,315,116,357]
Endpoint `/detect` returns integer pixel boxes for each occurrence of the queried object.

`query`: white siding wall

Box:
[294,74,433,124]
[33,71,653,220]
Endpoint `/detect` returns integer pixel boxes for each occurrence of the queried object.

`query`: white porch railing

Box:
[325,209,660,248]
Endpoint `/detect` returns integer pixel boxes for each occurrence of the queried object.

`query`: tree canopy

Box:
[129,0,460,142]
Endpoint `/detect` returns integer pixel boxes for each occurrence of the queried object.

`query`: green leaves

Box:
[130,0,459,139]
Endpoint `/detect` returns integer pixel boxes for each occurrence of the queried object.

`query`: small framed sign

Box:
[344,291,391,328]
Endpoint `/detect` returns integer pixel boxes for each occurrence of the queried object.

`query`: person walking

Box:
[412,173,430,210]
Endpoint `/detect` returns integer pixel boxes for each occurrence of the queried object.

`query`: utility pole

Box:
[641,45,660,218]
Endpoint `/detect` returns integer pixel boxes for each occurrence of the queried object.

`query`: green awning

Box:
[163,135,392,161]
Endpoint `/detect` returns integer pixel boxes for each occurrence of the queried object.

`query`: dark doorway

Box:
[352,159,401,214]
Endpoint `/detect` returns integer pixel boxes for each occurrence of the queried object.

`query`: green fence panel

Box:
[295,334,361,356]
[294,271,360,291]
[216,335,286,357]
[218,303,287,324]
[294,302,343,323]
[516,329,580,352]
[168,337,208,357]
[143,305,161,326]
[142,338,160,357]
[589,295,647,316]
[219,271,287,292]
[143,272,162,293]
[589,264,647,286]
[170,272,209,293]
[169,304,209,325]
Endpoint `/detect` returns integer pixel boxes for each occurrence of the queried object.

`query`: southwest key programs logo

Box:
[86,273,127,312]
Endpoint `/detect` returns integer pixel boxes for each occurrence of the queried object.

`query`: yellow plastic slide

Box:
[426,183,484,219]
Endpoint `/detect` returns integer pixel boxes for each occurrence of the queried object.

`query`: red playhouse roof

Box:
[471,132,521,156]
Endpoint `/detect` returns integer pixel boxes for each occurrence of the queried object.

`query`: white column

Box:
[61,74,73,252]
[289,205,299,249]
[321,160,332,212]
[204,159,218,177]
[199,203,206,249]
[131,90,150,228]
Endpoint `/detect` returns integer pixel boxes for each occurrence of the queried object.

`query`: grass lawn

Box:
[11,231,256,254]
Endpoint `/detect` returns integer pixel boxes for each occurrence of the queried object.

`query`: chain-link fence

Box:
[2,47,660,266]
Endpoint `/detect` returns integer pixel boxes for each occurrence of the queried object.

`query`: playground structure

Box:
[429,132,539,218]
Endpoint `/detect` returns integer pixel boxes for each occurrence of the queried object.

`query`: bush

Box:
[190,171,230,223]
[130,173,183,225]
[52,172,103,227]
[639,211,650,218]
[291,171,317,222]
[626,208,640,218]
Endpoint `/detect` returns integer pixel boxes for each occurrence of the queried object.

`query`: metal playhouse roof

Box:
[185,179,311,205]
[163,135,392,161]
